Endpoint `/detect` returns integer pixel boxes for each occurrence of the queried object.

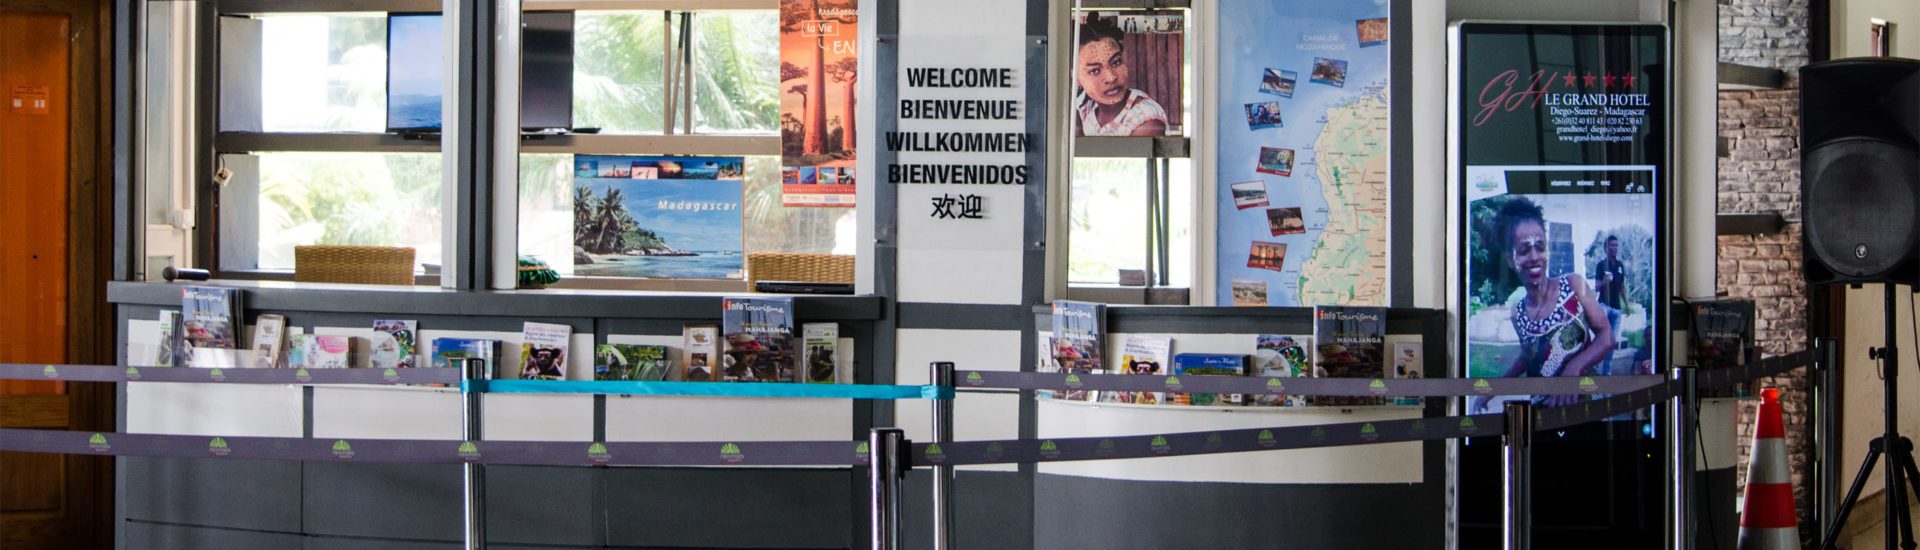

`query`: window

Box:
[241,152,444,270]
[243,14,389,133]
[1061,7,1196,302]
[1068,158,1193,287]
[517,8,850,288]
[212,12,448,277]
[572,11,668,134]
[691,11,781,134]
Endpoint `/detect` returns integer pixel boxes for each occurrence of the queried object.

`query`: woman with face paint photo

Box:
[1073,15,1168,137]
[1494,197,1614,407]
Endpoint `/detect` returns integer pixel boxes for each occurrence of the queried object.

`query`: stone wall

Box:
[1717,0,1812,540]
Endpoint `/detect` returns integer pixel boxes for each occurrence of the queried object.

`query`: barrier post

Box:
[1813,337,1840,536]
[461,358,488,550]
[1669,363,1697,550]
[870,428,906,550]
[1503,401,1533,550]
[929,362,955,550]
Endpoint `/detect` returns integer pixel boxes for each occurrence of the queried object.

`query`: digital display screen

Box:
[386,13,446,132]
[522,11,574,131]
[1453,23,1667,414]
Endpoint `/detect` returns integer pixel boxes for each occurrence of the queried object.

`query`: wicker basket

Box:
[745,253,854,285]
[294,245,416,285]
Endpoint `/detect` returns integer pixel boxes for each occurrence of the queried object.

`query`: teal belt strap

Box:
[470,380,952,400]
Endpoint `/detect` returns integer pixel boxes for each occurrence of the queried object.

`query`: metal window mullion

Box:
[662,10,676,135]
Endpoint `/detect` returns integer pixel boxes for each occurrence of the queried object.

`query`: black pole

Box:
[1886,285,1902,550]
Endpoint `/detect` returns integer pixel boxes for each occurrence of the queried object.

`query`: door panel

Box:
[1,8,96,550]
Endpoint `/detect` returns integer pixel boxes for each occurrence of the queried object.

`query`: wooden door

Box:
[1,2,113,548]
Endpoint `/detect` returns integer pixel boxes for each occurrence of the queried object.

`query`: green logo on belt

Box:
[1578,376,1598,393]
[125,367,141,381]
[1064,374,1083,388]
[295,368,312,383]
[1039,440,1060,459]
[720,443,744,463]
[1460,417,1478,435]
[924,443,945,462]
[1474,379,1493,394]
[1164,376,1183,390]
[1368,379,1388,395]
[1266,378,1285,392]
[588,442,611,464]
[42,365,56,378]
[89,433,110,452]
[966,372,984,385]
[209,437,231,457]
[209,368,226,382]
[383,368,401,383]
[1360,423,1379,442]
[1150,435,1171,454]
[1257,429,1277,448]
[855,442,870,463]
[458,441,481,461]
[332,440,354,460]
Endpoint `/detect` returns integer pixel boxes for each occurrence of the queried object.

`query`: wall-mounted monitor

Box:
[521,11,574,131]
[386,13,446,133]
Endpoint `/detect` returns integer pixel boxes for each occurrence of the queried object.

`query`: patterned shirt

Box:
[1076,89,1169,136]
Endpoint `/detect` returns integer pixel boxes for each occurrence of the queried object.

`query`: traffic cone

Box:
[1737,388,1799,549]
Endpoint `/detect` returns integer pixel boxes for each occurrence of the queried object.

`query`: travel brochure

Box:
[1313,306,1386,406]
[287,335,351,370]
[432,338,499,371]
[250,314,287,369]
[519,322,573,380]
[370,319,418,370]
[595,344,672,382]
[1252,335,1310,406]
[179,286,243,369]
[801,323,842,384]
[1114,335,1170,405]
[1045,300,1106,401]
[721,297,796,382]
[1031,311,1415,409]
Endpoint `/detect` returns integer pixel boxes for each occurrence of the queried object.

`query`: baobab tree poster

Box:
[779,0,858,207]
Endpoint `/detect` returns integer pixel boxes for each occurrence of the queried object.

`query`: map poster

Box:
[1214,1,1389,307]
[779,0,858,207]
[1452,24,1668,415]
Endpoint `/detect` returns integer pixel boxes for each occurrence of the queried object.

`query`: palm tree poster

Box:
[572,156,747,279]
[779,0,858,207]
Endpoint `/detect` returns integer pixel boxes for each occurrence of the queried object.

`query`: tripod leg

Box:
[1897,445,1920,550]
[1823,441,1886,550]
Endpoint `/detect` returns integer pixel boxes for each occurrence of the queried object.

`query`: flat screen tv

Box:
[521,11,575,131]
[386,13,446,133]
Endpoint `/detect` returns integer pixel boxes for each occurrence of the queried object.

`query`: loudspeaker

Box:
[1800,58,1920,285]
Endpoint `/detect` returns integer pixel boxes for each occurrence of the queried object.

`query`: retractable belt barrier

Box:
[0,349,1813,467]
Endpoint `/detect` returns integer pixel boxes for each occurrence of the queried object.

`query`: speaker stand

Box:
[1819,285,1920,550]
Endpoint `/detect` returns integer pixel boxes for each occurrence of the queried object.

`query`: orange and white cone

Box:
[1737,388,1799,550]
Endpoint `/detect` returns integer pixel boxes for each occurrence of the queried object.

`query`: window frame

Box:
[1050,0,1201,305]
[188,0,837,293]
